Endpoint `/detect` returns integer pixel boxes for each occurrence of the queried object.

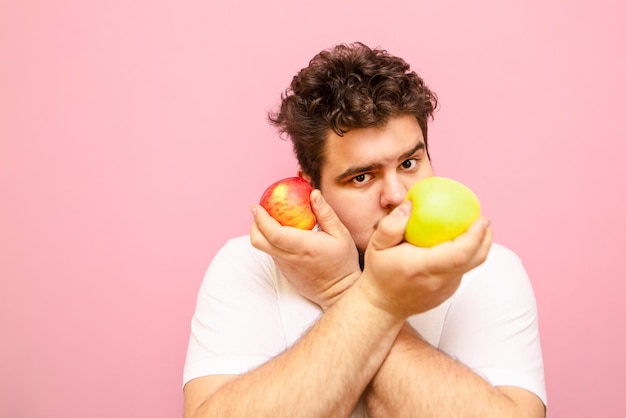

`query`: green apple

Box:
[259,177,317,230]
[404,176,481,247]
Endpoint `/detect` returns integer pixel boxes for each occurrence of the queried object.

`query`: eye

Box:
[400,158,418,170]
[352,173,373,185]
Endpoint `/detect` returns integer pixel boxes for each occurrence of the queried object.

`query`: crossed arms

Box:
[183,191,546,417]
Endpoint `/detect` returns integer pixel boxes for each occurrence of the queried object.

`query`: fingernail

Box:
[394,200,410,218]
[315,192,324,207]
[251,206,258,216]
[482,217,490,229]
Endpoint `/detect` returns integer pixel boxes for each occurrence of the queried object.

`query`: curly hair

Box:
[268,42,438,188]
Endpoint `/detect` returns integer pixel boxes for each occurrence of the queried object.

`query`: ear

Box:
[297,168,312,184]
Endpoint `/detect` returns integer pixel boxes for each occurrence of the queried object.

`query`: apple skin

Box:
[259,177,317,230]
[404,177,481,247]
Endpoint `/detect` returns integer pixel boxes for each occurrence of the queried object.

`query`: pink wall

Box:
[1,1,624,417]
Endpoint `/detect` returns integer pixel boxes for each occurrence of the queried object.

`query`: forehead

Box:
[321,115,424,178]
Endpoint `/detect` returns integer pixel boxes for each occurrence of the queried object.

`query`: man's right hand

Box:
[359,199,493,319]
[250,189,361,311]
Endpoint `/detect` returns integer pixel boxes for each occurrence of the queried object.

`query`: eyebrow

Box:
[334,141,426,183]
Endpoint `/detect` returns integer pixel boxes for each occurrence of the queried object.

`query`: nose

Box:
[380,175,408,210]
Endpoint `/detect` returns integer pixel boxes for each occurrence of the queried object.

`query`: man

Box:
[183,42,546,417]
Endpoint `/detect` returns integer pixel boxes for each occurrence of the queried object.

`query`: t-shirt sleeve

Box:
[183,236,286,386]
[438,244,547,407]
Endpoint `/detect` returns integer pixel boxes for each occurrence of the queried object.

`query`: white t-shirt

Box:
[183,235,547,415]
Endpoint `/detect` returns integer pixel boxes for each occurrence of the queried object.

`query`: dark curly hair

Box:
[268,42,439,188]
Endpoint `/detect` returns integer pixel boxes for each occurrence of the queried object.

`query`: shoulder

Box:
[458,242,536,304]
[484,242,523,263]
[200,234,279,292]
[218,234,264,256]
[212,235,274,269]
[469,242,527,279]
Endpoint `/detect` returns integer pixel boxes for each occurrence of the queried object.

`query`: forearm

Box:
[364,324,529,418]
[193,282,404,418]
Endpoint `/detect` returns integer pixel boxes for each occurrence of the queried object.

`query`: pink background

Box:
[1,0,624,417]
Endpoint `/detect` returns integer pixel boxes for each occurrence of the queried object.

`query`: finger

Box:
[368,200,412,251]
[471,218,493,268]
[309,190,350,238]
[424,216,491,273]
[250,204,290,255]
[250,204,281,236]
[249,205,278,253]
[458,216,490,248]
[250,204,309,256]
[460,216,492,267]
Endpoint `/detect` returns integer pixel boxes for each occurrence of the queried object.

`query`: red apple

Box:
[259,177,317,230]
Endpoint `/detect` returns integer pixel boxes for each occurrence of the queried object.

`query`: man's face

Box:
[317,114,434,252]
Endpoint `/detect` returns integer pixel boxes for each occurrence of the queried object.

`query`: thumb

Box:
[310,189,349,238]
[369,200,412,251]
